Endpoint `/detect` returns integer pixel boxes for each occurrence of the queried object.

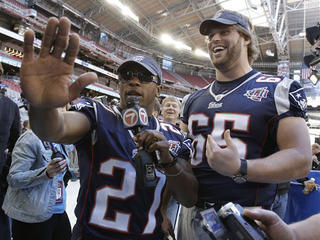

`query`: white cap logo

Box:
[132,56,145,62]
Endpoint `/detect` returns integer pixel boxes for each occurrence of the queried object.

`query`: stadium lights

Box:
[299,32,306,37]
[195,49,210,58]
[265,49,275,57]
[160,33,173,43]
[105,0,139,22]
[174,41,192,51]
[160,34,192,52]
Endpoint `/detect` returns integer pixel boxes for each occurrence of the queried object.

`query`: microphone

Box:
[122,96,149,134]
[122,96,157,189]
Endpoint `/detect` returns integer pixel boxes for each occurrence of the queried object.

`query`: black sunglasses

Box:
[118,71,159,84]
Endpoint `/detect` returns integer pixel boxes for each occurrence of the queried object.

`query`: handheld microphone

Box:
[122,96,157,189]
[122,96,149,133]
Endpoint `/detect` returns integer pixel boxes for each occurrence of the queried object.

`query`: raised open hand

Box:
[20,17,97,109]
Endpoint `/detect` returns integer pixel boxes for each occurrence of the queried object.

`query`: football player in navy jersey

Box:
[178,10,312,240]
[19,17,198,240]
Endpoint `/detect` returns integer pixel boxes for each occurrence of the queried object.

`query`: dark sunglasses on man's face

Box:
[118,71,159,84]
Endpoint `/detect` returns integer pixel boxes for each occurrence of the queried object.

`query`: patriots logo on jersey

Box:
[244,87,269,102]
[290,88,307,111]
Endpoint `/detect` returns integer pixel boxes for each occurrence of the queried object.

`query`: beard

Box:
[210,37,243,72]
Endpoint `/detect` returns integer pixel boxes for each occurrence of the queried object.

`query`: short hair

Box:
[312,143,320,150]
[233,23,259,65]
[161,96,181,108]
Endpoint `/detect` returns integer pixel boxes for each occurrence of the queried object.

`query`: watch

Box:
[232,159,248,184]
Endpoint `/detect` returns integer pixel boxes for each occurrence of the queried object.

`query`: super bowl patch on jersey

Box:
[168,140,181,157]
[243,87,269,102]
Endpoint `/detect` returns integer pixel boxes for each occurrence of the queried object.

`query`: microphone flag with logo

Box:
[122,96,157,189]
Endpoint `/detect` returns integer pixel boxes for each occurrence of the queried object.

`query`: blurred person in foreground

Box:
[19,17,197,240]
[178,9,312,239]
[0,62,21,240]
[2,129,71,240]
[244,208,320,240]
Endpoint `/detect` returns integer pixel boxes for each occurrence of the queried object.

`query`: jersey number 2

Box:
[89,158,165,234]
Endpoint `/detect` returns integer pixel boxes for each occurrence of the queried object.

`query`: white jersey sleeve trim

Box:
[274,77,294,115]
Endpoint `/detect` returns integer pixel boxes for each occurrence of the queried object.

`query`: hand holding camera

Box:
[200,202,269,240]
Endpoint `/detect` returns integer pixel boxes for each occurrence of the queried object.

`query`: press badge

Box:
[56,180,63,203]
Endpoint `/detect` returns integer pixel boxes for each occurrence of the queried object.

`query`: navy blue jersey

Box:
[70,98,190,240]
[182,69,307,208]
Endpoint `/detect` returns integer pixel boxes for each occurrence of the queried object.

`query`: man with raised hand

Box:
[20,17,197,240]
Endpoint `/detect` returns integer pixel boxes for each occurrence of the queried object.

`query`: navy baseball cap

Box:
[200,10,251,35]
[117,55,162,85]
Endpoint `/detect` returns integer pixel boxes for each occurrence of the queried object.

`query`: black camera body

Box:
[200,202,269,240]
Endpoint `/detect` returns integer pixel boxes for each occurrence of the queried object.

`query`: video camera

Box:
[200,202,269,240]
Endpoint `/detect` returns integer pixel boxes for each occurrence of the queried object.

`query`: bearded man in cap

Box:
[19,17,197,240]
[178,9,312,239]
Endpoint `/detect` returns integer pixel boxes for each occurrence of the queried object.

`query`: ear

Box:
[242,34,251,46]
[156,85,162,97]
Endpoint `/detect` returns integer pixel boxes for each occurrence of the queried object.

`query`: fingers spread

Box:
[51,17,71,59]
[69,72,98,101]
[39,17,59,58]
[64,33,80,65]
[23,30,35,62]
